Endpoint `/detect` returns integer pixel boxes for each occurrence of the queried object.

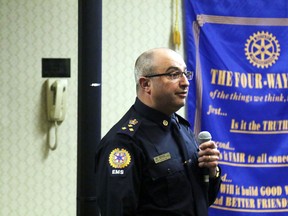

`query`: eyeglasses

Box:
[144,70,193,81]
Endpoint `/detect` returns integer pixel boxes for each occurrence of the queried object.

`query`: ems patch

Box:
[109,148,131,169]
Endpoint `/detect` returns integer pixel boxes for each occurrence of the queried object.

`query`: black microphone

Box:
[198,131,212,185]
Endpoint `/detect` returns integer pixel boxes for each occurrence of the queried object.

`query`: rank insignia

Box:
[109,148,131,169]
[129,119,138,125]
[118,118,141,137]
[123,119,138,132]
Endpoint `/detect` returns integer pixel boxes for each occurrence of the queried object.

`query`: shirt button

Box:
[163,120,168,126]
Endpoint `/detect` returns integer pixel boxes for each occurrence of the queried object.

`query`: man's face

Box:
[149,50,190,115]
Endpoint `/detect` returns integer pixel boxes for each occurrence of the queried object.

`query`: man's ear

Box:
[138,77,151,92]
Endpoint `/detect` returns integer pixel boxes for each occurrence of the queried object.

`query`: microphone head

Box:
[198,131,212,144]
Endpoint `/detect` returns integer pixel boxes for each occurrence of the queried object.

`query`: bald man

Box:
[95,48,221,216]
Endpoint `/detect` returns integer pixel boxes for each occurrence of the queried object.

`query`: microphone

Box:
[198,131,212,185]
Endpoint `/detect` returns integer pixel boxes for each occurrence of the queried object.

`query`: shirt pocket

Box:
[146,158,188,207]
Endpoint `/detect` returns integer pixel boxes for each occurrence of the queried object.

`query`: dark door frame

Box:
[77,0,102,215]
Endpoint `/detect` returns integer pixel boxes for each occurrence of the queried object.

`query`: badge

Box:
[109,148,131,169]
[153,152,171,164]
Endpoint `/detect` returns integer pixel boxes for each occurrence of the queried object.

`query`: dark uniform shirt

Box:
[95,98,221,216]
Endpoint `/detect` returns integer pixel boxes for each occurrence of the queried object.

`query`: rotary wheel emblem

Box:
[245,31,280,69]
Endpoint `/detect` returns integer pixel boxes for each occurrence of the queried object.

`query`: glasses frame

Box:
[144,70,193,81]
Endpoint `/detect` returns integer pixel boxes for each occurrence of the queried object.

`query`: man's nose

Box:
[180,74,190,87]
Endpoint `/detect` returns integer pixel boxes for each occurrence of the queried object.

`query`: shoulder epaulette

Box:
[117,118,142,137]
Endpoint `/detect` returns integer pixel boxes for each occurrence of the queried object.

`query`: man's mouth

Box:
[177,91,188,97]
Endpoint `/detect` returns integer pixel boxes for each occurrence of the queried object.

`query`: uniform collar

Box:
[134,98,173,130]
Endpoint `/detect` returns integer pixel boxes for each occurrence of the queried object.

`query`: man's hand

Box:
[198,141,220,177]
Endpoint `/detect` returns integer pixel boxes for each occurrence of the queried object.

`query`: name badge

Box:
[153,152,171,164]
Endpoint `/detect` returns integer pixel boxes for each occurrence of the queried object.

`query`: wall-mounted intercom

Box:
[46,79,68,150]
[47,79,67,122]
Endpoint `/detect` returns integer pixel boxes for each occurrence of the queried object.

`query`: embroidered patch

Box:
[109,148,131,169]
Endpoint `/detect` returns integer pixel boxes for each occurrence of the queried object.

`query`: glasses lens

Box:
[185,71,193,80]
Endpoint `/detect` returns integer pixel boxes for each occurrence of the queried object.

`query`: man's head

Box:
[134,48,191,116]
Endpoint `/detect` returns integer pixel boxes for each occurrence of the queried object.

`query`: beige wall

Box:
[0,0,185,215]
[102,0,185,136]
[0,0,78,215]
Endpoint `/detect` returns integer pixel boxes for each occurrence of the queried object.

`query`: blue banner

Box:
[184,1,288,215]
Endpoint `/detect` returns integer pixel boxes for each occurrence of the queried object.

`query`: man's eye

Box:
[170,72,181,79]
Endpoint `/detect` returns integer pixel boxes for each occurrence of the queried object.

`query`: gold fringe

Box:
[173,0,181,49]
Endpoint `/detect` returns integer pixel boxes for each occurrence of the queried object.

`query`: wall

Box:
[101,0,185,136]
[0,0,185,215]
[0,0,78,215]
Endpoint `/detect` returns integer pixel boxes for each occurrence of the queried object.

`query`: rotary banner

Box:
[184,1,288,215]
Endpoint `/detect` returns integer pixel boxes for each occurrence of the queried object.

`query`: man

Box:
[95,48,221,216]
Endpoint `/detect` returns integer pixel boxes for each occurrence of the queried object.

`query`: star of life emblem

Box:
[109,148,131,169]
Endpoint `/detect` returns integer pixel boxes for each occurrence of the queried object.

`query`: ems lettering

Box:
[112,169,124,175]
